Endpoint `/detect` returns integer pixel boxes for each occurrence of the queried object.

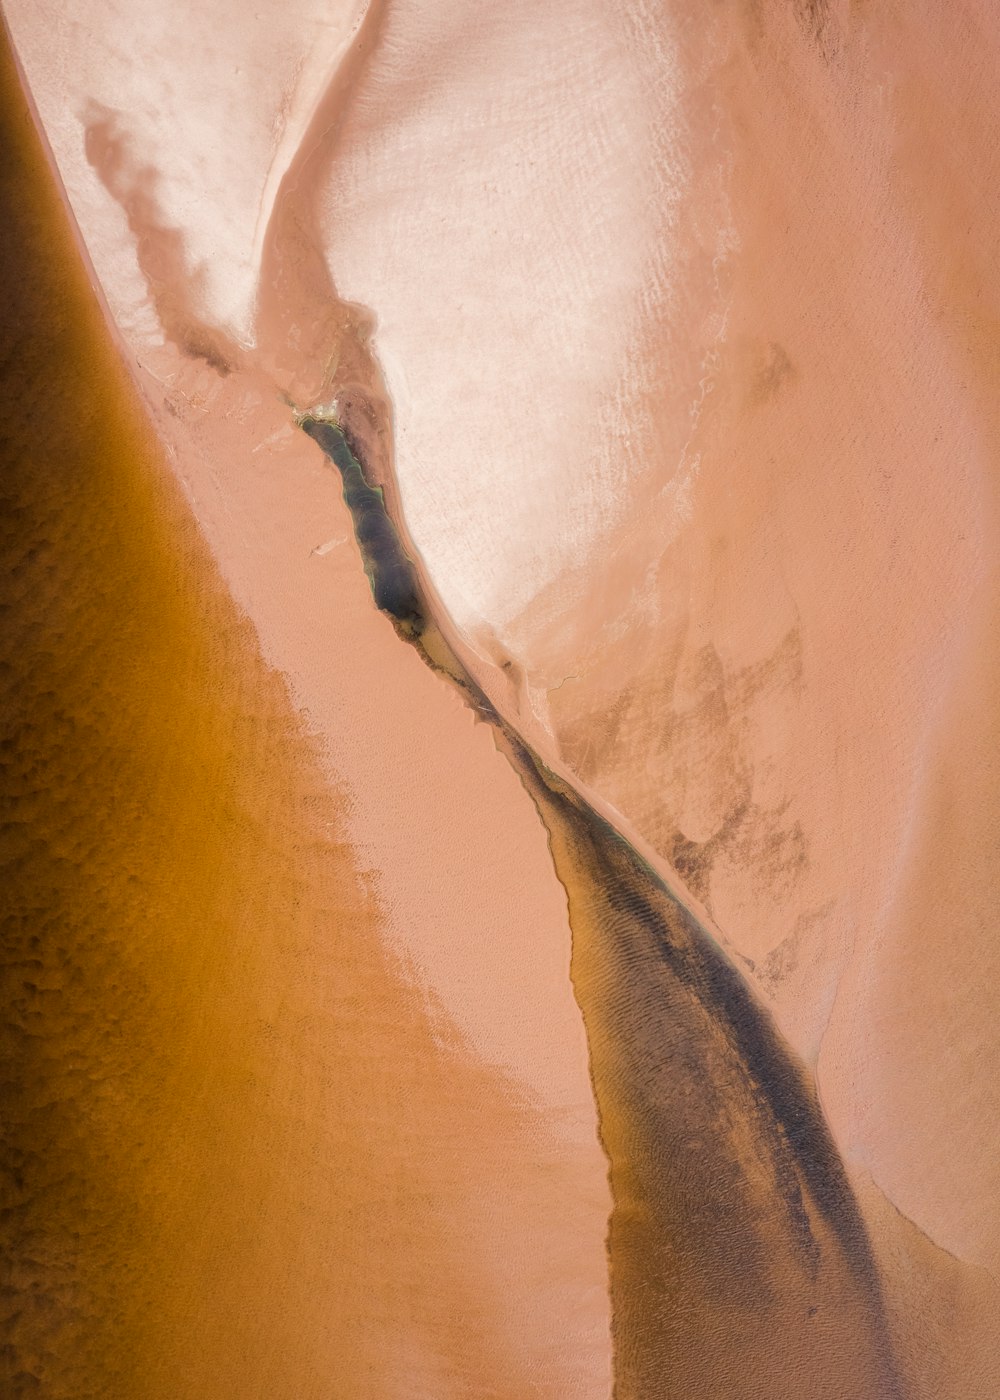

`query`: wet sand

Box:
[5,0,1000,1395]
[299,413,902,1398]
[505,5,1000,1391]
[0,20,611,1398]
[289,1,1000,1390]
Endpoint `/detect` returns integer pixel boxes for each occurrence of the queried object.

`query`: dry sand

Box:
[0,12,611,1398]
[5,0,1000,1395]
[506,3,1000,1391]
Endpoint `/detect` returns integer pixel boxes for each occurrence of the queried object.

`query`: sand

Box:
[0,13,611,1398]
[5,0,1000,1394]
[508,3,1000,1390]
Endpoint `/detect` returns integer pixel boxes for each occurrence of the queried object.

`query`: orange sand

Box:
[0,13,612,1397]
[6,0,1000,1394]
[507,4,1000,1391]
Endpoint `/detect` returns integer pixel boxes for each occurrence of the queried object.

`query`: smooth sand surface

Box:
[507,4,1000,1390]
[254,0,1000,1346]
[5,0,1000,1394]
[296,409,904,1398]
[0,13,612,1398]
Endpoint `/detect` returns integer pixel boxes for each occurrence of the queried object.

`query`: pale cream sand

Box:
[505,3,1000,1391]
[6,0,1000,1394]
[1,7,612,1397]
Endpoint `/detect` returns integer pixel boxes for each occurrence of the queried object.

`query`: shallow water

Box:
[0,30,605,1399]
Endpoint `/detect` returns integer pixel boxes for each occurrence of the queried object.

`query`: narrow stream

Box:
[301,408,906,1399]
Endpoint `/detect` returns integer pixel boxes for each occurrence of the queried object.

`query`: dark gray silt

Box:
[300,409,904,1399]
[301,417,425,635]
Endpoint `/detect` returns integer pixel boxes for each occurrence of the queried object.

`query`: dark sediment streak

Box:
[301,418,424,633]
[303,411,905,1398]
[1,33,604,1399]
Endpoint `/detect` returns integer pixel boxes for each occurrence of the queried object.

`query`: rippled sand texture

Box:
[502,5,1000,1393]
[0,20,612,1400]
[5,0,1000,1397]
[297,403,903,1400]
[264,3,1000,1391]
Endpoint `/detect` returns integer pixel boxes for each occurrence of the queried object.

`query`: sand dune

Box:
[0,15,611,1397]
[4,0,1000,1395]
